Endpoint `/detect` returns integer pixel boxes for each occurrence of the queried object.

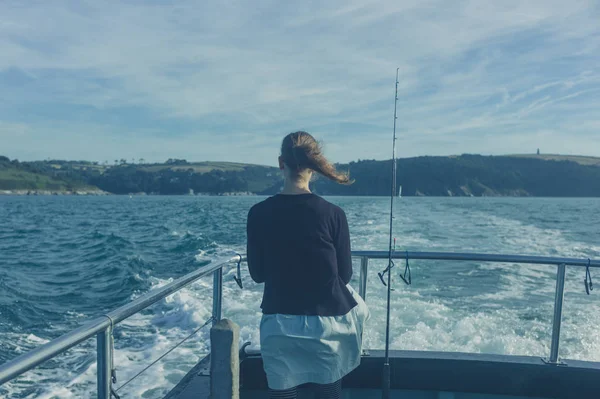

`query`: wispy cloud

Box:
[1,0,599,164]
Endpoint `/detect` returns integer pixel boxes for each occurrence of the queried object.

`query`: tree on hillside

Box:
[166,159,188,165]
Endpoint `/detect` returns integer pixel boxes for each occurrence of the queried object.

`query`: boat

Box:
[0,251,599,398]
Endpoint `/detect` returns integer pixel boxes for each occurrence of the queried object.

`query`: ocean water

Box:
[1,196,599,398]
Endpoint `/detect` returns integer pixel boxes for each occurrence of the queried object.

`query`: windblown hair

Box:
[280,131,353,185]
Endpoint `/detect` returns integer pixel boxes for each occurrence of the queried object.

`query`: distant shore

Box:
[3,154,600,197]
[0,189,110,196]
[0,190,258,196]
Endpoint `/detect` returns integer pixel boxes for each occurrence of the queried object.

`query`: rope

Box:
[378,260,394,286]
[379,250,412,286]
[233,253,243,289]
[585,258,594,295]
[378,238,396,287]
[115,316,214,392]
[399,251,412,286]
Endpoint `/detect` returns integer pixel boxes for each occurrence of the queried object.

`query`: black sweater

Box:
[246,193,357,316]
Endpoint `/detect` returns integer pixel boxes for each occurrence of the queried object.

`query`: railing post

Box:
[212,268,223,325]
[210,319,240,399]
[97,327,112,399]
[546,263,566,364]
[359,256,369,300]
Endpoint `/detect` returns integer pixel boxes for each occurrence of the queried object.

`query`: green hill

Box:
[0,168,72,191]
[0,157,93,192]
[2,154,600,196]
[306,154,600,197]
[507,154,600,167]
[90,160,279,194]
[0,157,279,195]
[138,161,250,173]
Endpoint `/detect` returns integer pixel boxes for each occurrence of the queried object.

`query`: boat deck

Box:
[164,354,211,399]
[165,349,600,398]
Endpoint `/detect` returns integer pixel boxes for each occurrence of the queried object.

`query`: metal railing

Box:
[0,254,244,398]
[352,251,599,365]
[0,251,598,398]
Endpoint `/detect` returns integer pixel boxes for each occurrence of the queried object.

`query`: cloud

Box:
[0,0,599,164]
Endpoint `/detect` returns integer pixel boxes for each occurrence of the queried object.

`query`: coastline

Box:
[0,190,258,196]
[0,189,110,196]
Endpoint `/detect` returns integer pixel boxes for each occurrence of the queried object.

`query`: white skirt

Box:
[259,284,370,390]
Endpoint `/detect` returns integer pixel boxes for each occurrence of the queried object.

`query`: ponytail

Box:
[281,131,353,185]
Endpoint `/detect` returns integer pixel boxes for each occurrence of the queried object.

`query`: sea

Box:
[1,195,599,398]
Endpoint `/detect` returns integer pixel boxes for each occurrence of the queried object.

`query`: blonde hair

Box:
[280,131,353,185]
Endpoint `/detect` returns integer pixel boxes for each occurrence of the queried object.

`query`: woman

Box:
[246,131,369,398]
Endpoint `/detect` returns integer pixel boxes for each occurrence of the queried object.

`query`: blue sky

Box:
[1,1,599,166]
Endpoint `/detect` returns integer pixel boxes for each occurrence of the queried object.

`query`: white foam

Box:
[194,249,207,261]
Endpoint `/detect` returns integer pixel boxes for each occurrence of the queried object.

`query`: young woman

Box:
[246,131,369,399]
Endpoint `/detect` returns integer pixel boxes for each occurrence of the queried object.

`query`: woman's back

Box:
[247,131,368,396]
[247,193,357,316]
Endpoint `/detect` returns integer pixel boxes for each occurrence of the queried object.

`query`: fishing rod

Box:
[379,67,400,399]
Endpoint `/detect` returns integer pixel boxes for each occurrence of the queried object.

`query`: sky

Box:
[1,1,599,166]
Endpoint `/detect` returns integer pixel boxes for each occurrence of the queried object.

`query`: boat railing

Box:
[0,251,598,398]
